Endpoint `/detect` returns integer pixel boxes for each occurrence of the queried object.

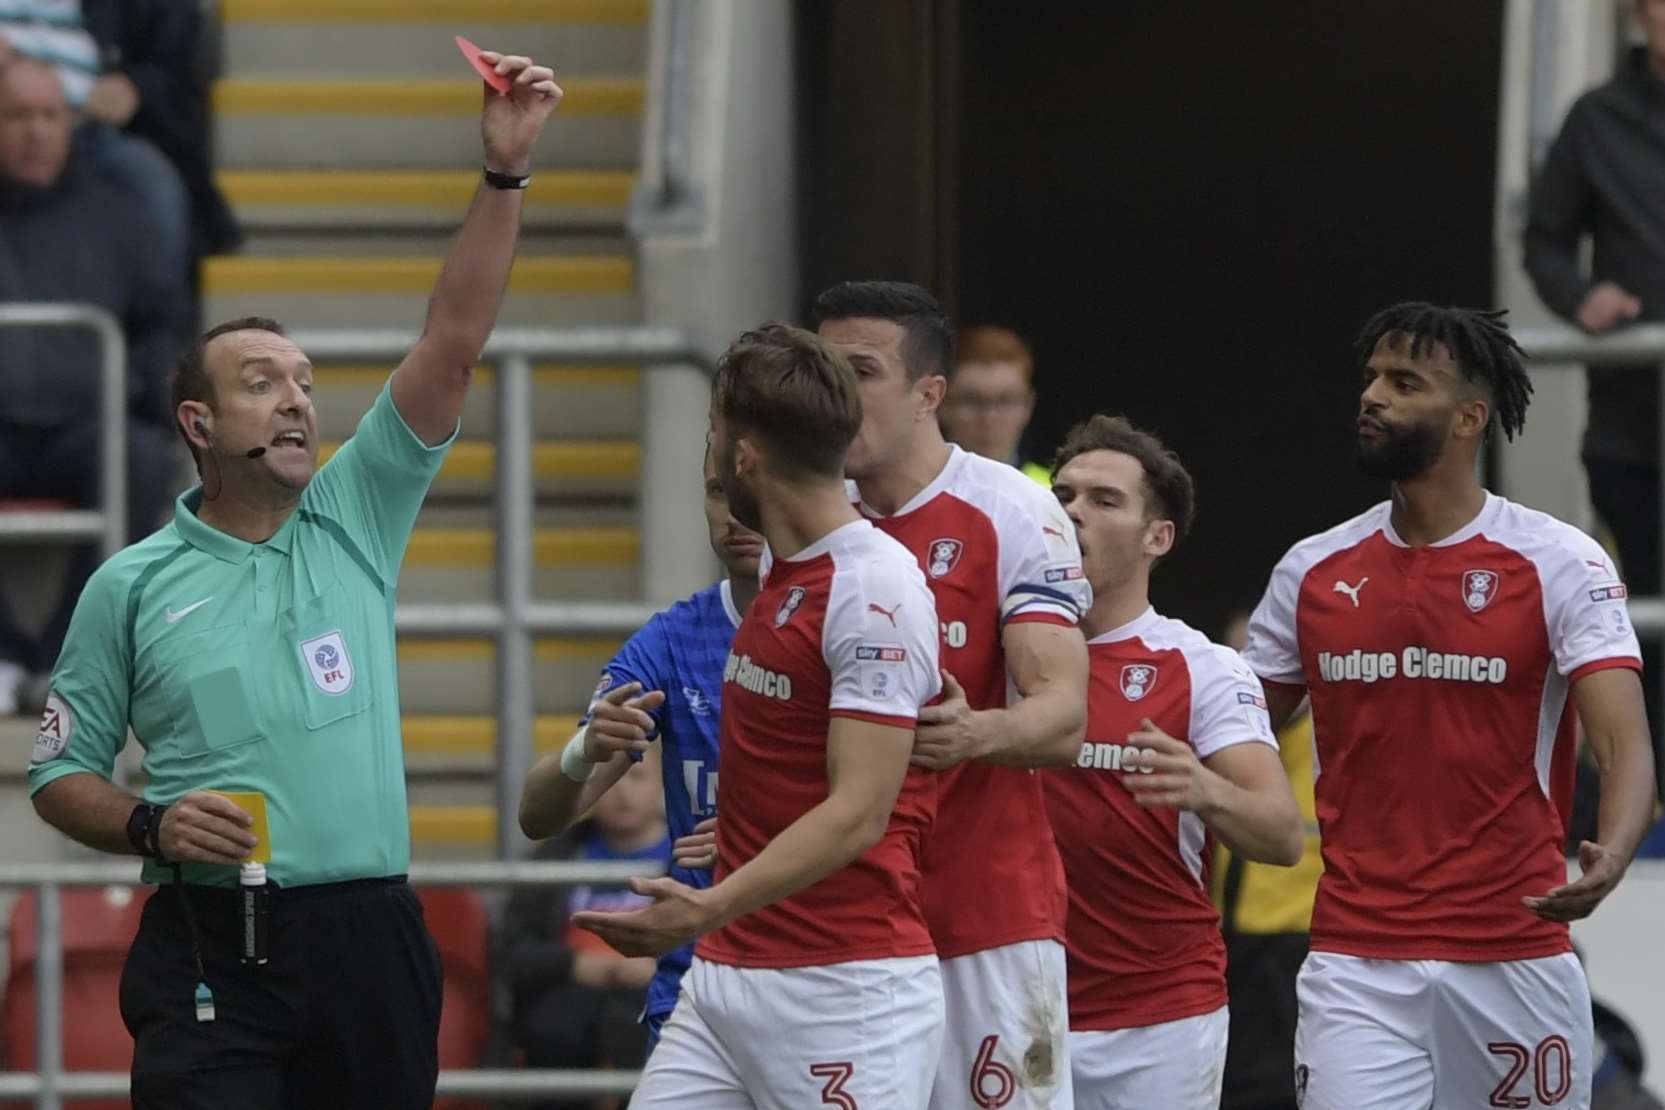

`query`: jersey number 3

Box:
[810,1062,857,1109]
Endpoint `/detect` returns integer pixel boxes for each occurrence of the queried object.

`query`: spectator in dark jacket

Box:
[502,760,670,1110]
[1524,0,1665,804]
[0,56,187,714]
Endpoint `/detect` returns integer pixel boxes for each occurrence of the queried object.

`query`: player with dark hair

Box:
[575,323,947,1108]
[815,280,1091,1110]
[1244,302,1656,1110]
[1044,413,1302,1109]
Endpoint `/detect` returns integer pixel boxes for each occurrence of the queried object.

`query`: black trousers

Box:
[1219,931,1308,1110]
[1585,456,1665,801]
[120,876,443,1110]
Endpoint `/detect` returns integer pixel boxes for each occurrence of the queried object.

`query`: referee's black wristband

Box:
[483,165,531,190]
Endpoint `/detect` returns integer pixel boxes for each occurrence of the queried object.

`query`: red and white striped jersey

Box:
[1045,608,1277,1031]
[855,446,1093,958]
[697,519,943,969]
[1244,493,1641,962]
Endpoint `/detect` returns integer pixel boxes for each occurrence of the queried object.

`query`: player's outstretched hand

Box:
[1524,840,1626,922]
[583,681,667,762]
[158,790,259,866]
[571,876,715,957]
[913,670,984,770]
[475,49,563,176]
[673,816,718,870]
[1123,720,1219,812]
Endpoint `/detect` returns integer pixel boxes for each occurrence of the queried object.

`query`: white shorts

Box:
[929,939,1072,1110]
[630,953,944,1110]
[1295,951,1592,1110]
[1068,1005,1228,1110]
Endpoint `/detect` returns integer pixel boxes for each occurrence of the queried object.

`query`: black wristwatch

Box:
[126,802,168,862]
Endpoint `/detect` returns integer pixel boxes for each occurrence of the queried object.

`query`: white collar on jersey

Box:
[719,578,743,629]
[1380,490,1500,549]
[854,445,967,520]
[772,518,873,566]
[1087,606,1161,646]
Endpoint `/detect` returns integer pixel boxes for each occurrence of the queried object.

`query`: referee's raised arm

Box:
[391,50,563,445]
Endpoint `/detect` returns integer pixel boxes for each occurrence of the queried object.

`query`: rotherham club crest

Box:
[1120,664,1157,702]
[1462,569,1499,613]
[775,586,807,628]
[927,538,963,579]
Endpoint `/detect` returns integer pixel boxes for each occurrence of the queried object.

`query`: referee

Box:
[26,47,562,1109]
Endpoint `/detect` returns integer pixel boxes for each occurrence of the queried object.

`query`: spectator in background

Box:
[82,0,241,270]
[0,0,192,278]
[1524,0,1665,805]
[503,760,671,1110]
[0,56,188,714]
[939,324,1052,485]
[1213,609,1322,1110]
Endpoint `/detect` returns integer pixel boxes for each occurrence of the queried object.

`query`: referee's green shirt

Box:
[27,383,455,888]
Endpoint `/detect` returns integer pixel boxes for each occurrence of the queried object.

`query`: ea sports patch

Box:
[299,630,354,695]
[32,692,73,763]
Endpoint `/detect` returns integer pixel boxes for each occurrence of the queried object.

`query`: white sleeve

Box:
[996,481,1092,627]
[1187,644,1279,759]
[1243,546,1306,686]
[823,554,942,725]
[1538,534,1642,679]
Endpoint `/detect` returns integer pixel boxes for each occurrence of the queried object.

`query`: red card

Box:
[455,35,512,94]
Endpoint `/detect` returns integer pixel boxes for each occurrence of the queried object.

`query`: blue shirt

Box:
[579,578,741,1019]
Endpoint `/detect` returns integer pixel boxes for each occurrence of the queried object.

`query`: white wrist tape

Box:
[560,732,595,783]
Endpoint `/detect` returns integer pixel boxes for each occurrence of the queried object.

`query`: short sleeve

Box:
[27,566,133,796]
[1244,546,1307,687]
[304,381,458,578]
[1539,538,1642,682]
[1187,644,1279,761]
[579,617,672,760]
[996,480,1091,627]
[824,555,942,728]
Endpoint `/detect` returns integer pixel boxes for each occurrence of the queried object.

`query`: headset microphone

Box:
[246,446,267,459]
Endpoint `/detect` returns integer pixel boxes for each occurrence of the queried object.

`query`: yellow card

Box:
[207,790,271,864]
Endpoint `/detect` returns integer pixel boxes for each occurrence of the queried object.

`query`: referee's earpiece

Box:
[194,419,209,446]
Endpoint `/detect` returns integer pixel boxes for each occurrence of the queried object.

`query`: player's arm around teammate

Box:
[1525,664,1655,921]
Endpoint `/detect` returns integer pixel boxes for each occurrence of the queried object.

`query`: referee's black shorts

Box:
[120,875,443,1110]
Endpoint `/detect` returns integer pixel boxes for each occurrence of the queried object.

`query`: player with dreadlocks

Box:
[1240,302,1655,1110]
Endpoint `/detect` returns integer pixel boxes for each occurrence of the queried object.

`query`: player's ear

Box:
[732,434,759,478]
[1453,395,1490,442]
[916,373,948,420]
[1145,518,1175,560]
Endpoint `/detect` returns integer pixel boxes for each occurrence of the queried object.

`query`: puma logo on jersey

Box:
[164,597,214,624]
[1332,578,1368,607]
[1042,525,1068,542]
[723,652,794,700]
[867,602,900,627]
[1317,647,1507,686]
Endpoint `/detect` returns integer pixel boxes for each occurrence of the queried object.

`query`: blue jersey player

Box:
[519,447,761,1044]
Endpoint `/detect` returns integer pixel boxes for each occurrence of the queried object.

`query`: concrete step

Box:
[202,253,635,330]
[399,525,639,603]
[396,637,621,715]
[213,77,641,170]
[222,0,646,79]
[220,169,634,232]
[309,365,641,442]
[319,439,639,500]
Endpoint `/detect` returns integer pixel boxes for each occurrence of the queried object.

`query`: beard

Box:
[1356,417,1444,481]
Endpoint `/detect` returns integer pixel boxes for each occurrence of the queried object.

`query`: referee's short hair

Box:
[712,323,862,480]
[171,316,287,466]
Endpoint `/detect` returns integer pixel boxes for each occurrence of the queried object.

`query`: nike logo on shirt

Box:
[164,598,214,624]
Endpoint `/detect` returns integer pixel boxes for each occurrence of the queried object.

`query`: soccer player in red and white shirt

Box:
[575,324,945,1109]
[815,282,1092,1110]
[1244,304,1656,1110]
[1044,414,1303,1109]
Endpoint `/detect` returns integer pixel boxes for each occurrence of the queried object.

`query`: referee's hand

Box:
[583,682,666,762]
[159,791,259,866]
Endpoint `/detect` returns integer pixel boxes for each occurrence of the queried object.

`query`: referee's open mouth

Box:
[270,430,309,451]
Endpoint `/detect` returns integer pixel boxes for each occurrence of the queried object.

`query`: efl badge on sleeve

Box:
[1120,664,1157,702]
[1462,569,1499,614]
[774,586,807,628]
[927,538,963,579]
[300,631,355,695]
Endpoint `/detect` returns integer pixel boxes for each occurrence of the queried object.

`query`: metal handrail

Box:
[0,861,662,1107]
[0,304,126,559]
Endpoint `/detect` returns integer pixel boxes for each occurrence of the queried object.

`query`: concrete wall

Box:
[634,0,799,605]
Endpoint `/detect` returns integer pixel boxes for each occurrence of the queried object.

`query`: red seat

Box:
[3,886,147,1110]
[418,887,492,1110]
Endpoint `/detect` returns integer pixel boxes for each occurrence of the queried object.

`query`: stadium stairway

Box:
[0,0,650,861]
